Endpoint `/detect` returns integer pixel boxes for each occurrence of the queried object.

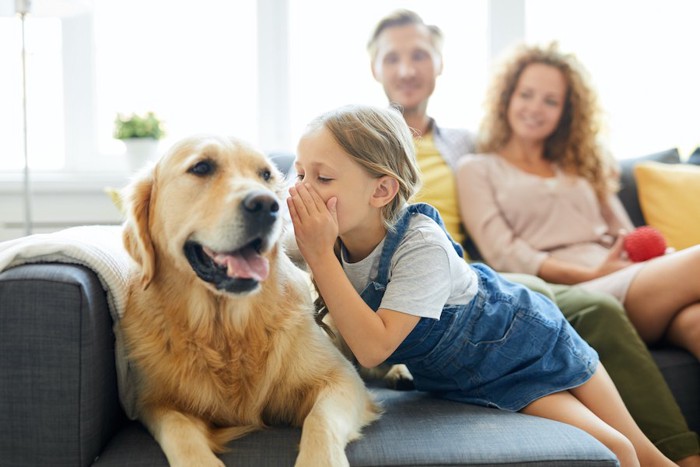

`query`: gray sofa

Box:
[1,150,698,467]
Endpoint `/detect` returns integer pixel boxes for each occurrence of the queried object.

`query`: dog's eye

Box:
[189,160,215,176]
[259,168,272,182]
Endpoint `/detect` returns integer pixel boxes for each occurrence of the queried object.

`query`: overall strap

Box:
[374,203,464,286]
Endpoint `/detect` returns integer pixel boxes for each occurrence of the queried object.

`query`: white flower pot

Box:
[123,138,160,173]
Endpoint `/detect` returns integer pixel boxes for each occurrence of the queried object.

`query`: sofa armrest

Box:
[0,263,124,467]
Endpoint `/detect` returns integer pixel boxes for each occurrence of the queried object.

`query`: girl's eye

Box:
[189,160,215,176]
[318,176,332,183]
[295,173,304,182]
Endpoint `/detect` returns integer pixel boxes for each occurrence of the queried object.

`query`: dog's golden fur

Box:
[120,135,378,467]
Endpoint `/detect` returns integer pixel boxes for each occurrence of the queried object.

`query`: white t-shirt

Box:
[341,213,478,320]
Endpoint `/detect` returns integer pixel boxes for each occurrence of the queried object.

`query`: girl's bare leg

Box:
[568,366,674,466]
[522,366,674,466]
[522,391,638,466]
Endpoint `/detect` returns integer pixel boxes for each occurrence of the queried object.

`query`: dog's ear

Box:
[122,170,156,289]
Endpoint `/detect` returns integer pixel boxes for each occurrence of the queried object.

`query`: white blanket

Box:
[0,225,138,419]
[0,225,131,320]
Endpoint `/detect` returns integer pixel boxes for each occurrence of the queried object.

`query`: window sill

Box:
[0,171,132,194]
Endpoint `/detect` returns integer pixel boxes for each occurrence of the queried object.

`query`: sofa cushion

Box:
[94,387,617,466]
[634,161,700,250]
[617,148,681,227]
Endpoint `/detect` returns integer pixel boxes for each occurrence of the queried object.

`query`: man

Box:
[367,9,699,465]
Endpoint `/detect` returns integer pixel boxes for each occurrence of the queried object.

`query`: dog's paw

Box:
[359,363,415,390]
[295,451,349,467]
[170,456,224,467]
[383,364,415,391]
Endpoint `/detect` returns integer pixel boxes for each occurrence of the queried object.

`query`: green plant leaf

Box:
[114,111,165,140]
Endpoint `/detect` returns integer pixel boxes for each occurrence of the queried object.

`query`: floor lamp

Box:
[1,0,88,236]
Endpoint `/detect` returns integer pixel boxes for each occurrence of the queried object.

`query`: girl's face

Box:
[506,63,567,144]
[295,126,384,236]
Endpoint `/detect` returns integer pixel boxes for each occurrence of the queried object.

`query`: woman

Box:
[456,42,700,362]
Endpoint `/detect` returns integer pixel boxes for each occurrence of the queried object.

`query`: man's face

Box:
[372,24,442,114]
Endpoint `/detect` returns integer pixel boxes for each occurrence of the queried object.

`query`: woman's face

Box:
[506,63,567,144]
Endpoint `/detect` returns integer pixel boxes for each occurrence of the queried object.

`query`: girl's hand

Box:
[287,183,338,265]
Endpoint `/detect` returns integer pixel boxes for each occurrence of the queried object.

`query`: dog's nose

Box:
[243,190,279,214]
[242,190,279,228]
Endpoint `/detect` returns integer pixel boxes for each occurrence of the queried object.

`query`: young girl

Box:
[287,104,673,467]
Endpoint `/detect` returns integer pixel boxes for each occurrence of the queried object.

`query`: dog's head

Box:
[122,135,287,295]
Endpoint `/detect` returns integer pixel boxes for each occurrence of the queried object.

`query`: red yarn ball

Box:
[624,226,667,262]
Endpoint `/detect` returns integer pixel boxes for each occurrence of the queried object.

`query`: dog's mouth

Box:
[184,238,270,293]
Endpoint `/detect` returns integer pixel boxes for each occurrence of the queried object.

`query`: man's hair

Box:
[367,9,444,61]
[304,104,422,230]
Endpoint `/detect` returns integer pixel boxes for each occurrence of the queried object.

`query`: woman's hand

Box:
[287,183,338,266]
[593,234,633,278]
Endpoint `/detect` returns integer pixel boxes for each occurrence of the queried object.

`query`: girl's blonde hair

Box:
[478,42,618,200]
[305,104,422,229]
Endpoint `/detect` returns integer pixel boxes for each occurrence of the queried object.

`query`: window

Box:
[1,1,489,175]
[2,0,697,176]
[0,0,258,174]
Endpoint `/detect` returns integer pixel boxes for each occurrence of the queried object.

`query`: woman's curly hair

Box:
[477,42,618,200]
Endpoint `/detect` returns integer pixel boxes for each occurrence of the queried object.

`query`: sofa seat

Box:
[96,384,616,467]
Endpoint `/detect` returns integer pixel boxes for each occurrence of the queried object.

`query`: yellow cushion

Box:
[634,162,700,250]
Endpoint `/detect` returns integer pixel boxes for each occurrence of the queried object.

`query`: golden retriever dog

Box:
[120,135,379,467]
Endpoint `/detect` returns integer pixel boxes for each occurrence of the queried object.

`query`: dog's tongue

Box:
[205,246,270,281]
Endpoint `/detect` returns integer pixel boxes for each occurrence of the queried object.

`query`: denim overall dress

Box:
[359,203,599,411]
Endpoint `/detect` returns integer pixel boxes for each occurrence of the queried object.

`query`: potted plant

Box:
[114,111,165,172]
[114,111,165,140]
